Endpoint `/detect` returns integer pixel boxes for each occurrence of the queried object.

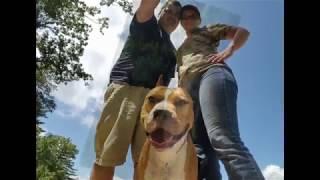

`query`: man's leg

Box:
[90,83,149,180]
[132,112,148,179]
[199,66,265,180]
[90,164,114,180]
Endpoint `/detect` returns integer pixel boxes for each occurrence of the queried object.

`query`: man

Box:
[90,1,182,180]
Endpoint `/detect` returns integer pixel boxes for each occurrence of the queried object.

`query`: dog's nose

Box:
[153,109,172,120]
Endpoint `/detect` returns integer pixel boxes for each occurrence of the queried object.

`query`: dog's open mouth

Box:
[146,125,189,150]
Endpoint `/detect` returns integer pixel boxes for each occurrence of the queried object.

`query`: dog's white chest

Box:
[144,137,188,180]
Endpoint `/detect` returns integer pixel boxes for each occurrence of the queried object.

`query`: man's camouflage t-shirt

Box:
[109,15,176,89]
[177,24,232,86]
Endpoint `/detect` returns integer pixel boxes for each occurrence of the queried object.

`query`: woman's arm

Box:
[207,26,250,63]
[226,26,250,52]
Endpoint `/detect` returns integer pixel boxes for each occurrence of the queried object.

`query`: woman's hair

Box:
[180,4,201,20]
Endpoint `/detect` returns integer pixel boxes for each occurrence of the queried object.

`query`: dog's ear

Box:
[140,96,149,127]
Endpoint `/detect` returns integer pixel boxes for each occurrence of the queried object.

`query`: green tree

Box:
[36,0,133,121]
[36,126,79,180]
[36,1,133,178]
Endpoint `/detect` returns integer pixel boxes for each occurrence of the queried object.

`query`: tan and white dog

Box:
[136,86,198,180]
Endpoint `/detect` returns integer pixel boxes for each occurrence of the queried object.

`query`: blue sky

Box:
[41,0,283,179]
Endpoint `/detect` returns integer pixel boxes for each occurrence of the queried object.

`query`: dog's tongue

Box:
[150,128,171,143]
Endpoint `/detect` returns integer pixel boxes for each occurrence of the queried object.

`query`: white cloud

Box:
[69,175,83,180]
[263,165,284,180]
[70,175,90,180]
[53,3,129,114]
[55,108,78,118]
[171,24,186,49]
[114,175,126,180]
[70,175,125,180]
[81,114,96,128]
[170,24,187,86]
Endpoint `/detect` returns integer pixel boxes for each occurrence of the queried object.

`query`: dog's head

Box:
[141,86,194,150]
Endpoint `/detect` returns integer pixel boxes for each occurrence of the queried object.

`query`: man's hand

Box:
[207,46,234,64]
[136,0,160,23]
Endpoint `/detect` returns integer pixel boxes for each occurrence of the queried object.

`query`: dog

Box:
[136,86,198,180]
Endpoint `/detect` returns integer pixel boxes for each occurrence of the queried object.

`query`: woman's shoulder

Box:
[191,26,206,34]
[205,23,232,33]
[204,23,229,28]
[192,24,225,34]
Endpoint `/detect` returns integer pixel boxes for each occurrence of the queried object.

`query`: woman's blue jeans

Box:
[187,65,265,180]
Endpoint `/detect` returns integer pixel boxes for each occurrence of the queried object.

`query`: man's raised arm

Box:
[136,0,160,23]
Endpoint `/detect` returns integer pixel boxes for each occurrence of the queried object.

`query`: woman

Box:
[177,5,265,180]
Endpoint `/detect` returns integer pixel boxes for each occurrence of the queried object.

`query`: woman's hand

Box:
[206,26,250,64]
[207,46,234,64]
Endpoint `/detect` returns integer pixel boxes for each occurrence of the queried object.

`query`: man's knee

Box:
[90,163,115,180]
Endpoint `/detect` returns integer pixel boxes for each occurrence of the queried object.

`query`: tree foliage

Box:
[36,126,79,180]
[36,0,133,120]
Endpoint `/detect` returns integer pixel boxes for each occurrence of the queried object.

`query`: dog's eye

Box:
[148,96,161,104]
[175,99,189,106]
